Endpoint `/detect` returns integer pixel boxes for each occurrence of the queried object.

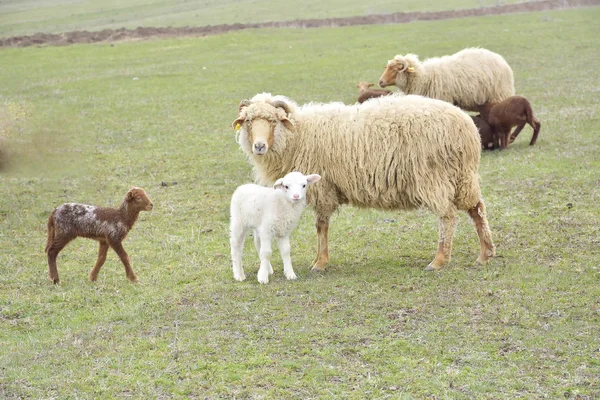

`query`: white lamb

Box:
[230,171,321,284]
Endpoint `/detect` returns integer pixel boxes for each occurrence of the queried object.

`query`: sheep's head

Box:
[378,54,418,89]
[273,172,321,204]
[356,81,374,93]
[232,98,294,156]
[126,187,153,211]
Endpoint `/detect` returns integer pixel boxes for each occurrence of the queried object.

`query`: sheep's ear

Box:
[273,178,285,190]
[280,117,294,131]
[232,117,245,130]
[306,174,321,185]
[397,62,408,72]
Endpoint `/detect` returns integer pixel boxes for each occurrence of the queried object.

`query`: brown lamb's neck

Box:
[119,201,141,229]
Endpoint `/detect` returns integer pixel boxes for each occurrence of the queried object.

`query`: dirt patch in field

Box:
[1,0,598,48]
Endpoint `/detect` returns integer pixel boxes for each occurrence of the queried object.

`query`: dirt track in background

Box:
[1,0,598,47]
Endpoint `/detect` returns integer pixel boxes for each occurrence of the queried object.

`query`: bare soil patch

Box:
[1,0,598,47]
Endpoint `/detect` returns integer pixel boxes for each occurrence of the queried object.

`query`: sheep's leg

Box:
[278,236,296,281]
[257,231,272,284]
[230,226,249,282]
[89,241,109,282]
[253,229,272,275]
[46,236,73,284]
[311,213,331,272]
[510,121,526,143]
[467,200,496,265]
[109,241,138,282]
[426,207,457,271]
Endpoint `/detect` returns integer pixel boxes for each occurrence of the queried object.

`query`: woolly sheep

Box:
[232,93,495,272]
[46,187,153,284]
[478,95,541,149]
[378,48,515,112]
[356,81,393,104]
[230,171,321,284]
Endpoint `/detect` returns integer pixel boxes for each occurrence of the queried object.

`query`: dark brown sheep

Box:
[478,95,541,149]
[45,187,153,284]
[471,115,496,150]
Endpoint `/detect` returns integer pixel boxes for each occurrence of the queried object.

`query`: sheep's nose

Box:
[254,143,266,154]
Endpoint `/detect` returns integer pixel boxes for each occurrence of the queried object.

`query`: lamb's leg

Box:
[529,120,541,146]
[278,236,296,280]
[510,121,526,143]
[468,200,496,265]
[257,231,272,284]
[230,225,248,282]
[312,212,332,271]
[46,236,72,284]
[109,241,138,282]
[89,241,109,282]
[426,206,457,271]
[253,229,272,275]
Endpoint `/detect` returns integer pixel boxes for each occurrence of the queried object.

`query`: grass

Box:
[1,0,531,37]
[1,6,600,399]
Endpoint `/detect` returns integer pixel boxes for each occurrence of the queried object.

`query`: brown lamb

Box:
[478,95,541,149]
[471,115,496,151]
[45,187,153,284]
[356,81,393,103]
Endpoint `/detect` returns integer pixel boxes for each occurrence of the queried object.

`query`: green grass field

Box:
[1,6,599,399]
[1,0,529,37]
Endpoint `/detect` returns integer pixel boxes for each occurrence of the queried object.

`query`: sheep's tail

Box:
[45,211,56,253]
[525,101,541,146]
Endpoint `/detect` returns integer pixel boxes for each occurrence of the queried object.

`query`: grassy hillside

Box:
[1,7,599,399]
[1,0,530,37]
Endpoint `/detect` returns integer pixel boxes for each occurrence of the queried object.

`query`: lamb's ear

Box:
[126,189,136,201]
[273,178,285,190]
[368,83,375,88]
[305,174,321,185]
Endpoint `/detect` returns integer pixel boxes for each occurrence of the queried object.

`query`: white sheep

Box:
[378,47,515,112]
[232,93,496,272]
[230,171,321,284]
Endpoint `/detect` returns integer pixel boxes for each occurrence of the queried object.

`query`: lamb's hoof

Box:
[51,278,60,285]
[310,265,326,273]
[425,263,442,271]
[89,274,98,282]
[128,276,139,283]
[257,271,269,284]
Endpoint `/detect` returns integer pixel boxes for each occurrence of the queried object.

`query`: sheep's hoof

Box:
[233,273,246,282]
[310,265,327,273]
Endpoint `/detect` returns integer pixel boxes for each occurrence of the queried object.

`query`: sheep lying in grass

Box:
[230,171,321,284]
[45,187,153,284]
[233,93,495,272]
[356,81,393,104]
[378,48,514,112]
[478,95,541,149]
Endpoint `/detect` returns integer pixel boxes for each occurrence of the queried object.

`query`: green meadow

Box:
[0,0,532,37]
[1,6,599,399]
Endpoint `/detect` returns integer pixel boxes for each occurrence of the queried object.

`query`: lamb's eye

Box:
[284,185,289,190]
[302,184,306,188]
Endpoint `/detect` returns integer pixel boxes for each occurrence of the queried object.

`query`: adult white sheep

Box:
[232,93,496,272]
[378,48,515,112]
[230,171,321,284]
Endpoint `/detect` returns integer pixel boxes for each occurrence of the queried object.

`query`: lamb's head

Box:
[232,97,294,156]
[356,81,374,93]
[273,172,321,204]
[125,187,153,211]
[378,54,419,89]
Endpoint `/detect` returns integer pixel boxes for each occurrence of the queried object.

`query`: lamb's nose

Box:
[293,194,299,199]
[378,80,384,87]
